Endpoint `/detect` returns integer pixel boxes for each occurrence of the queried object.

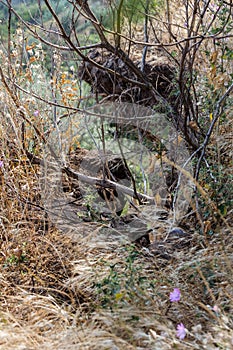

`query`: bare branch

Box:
[63,165,155,205]
[195,82,233,181]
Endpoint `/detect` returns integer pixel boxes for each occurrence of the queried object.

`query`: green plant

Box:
[95,245,157,308]
[4,252,27,267]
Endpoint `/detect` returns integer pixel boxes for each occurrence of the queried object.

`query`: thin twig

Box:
[141,0,150,72]
[195,82,233,181]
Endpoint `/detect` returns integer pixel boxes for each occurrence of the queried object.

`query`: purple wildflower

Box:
[170,288,181,302]
[176,323,186,340]
[34,110,40,117]
[0,160,3,168]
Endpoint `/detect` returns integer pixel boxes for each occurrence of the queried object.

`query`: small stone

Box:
[168,227,187,237]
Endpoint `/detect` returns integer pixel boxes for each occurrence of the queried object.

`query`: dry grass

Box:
[0,1,232,349]
[0,138,232,349]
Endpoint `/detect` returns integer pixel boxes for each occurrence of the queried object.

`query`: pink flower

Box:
[170,288,181,302]
[212,305,220,313]
[176,323,186,340]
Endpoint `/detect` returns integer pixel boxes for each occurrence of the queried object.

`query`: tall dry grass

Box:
[0,0,232,349]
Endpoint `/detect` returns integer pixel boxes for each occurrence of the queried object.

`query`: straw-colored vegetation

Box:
[0,0,232,349]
